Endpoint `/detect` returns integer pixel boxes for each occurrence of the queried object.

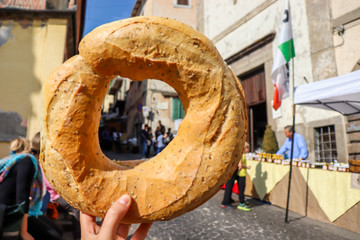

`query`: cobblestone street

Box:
[135,191,359,240]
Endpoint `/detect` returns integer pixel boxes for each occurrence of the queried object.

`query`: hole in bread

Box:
[99,78,181,165]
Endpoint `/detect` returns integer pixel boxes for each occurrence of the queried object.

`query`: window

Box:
[174,0,191,7]
[314,125,337,163]
[172,97,185,120]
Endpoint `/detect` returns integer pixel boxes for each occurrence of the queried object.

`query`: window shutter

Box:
[172,97,185,120]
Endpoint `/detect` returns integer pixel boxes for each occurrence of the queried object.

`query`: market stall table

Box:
[244,158,360,234]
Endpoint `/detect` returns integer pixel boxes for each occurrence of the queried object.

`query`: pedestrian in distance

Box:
[155,130,168,155]
[155,126,162,140]
[140,124,150,159]
[146,127,154,158]
[236,142,251,211]
[158,120,165,135]
[221,141,252,211]
[163,128,174,145]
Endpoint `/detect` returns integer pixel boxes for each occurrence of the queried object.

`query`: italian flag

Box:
[272,0,295,110]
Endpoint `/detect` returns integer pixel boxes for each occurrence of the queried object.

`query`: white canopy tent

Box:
[294,70,360,116]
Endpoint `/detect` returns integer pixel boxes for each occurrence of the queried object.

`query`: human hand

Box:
[80,194,153,240]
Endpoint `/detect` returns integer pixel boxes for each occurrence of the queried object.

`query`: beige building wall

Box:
[331,0,360,74]
[103,77,131,113]
[0,18,68,157]
[331,0,360,19]
[201,0,359,162]
[103,94,114,113]
[145,80,178,132]
[141,0,197,28]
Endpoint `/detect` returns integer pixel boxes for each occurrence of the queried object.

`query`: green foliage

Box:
[262,125,279,153]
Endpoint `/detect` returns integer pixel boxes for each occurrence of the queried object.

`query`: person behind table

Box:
[0,133,62,240]
[276,125,308,160]
[221,142,251,210]
[237,142,251,211]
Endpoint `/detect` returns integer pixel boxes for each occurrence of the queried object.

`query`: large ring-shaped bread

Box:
[41,16,247,223]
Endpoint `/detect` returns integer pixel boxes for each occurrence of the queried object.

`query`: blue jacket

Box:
[276,132,308,159]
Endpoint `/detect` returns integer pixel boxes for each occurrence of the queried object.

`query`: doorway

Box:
[239,66,268,152]
[248,102,267,152]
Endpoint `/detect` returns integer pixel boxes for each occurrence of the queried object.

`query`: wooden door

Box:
[239,67,267,152]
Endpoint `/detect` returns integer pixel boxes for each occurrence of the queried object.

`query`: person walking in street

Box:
[221,142,251,211]
[140,124,150,159]
[276,125,308,160]
[156,130,167,155]
[146,127,154,158]
[237,142,251,211]
[155,120,165,139]
[164,128,174,145]
[158,120,165,135]
[155,126,161,140]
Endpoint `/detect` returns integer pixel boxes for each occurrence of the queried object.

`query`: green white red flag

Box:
[272,0,295,110]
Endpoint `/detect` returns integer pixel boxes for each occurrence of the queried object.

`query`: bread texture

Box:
[41,16,247,223]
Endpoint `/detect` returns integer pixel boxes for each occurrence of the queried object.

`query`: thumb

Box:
[99,194,132,238]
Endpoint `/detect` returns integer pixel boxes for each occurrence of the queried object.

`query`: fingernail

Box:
[118,194,131,206]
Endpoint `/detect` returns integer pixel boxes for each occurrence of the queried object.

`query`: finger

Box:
[117,223,131,239]
[131,222,153,240]
[80,212,100,235]
[99,194,132,237]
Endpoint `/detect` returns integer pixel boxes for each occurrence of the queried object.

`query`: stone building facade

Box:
[198,0,360,163]
[0,0,85,157]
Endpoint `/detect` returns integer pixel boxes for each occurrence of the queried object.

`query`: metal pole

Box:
[285,59,296,223]
[250,108,254,152]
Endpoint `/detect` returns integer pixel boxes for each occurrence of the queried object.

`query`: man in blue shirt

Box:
[276,125,308,160]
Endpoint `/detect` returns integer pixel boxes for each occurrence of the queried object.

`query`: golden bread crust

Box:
[41,16,247,223]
